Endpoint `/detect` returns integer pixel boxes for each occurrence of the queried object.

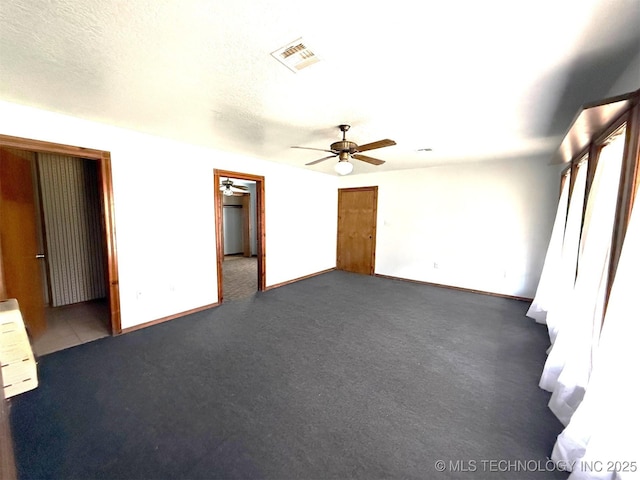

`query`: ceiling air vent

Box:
[271,38,320,72]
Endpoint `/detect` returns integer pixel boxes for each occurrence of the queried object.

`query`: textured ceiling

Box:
[1,0,639,175]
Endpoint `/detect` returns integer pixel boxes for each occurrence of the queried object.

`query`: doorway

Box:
[336,186,378,275]
[0,134,121,352]
[214,170,265,302]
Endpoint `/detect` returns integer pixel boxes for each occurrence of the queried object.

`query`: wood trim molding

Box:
[214,169,266,303]
[120,302,219,334]
[608,92,640,295]
[216,170,265,183]
[265,268,336,291]
[374,274,534,302]
[0,233,5,300]
[0,134,105,160]
[369,187,378,275]
[552,91,635,165]
[99,152,122,334]
[0,134,122,335]
[242,193,251,257]
[559,168,570,198]
[214,185,223,302]
[214,179,224,302]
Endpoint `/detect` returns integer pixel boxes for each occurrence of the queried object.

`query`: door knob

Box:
[35,254,45,259]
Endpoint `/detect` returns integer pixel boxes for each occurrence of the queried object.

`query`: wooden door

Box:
[337,186,378,275]
[0,148,46,337]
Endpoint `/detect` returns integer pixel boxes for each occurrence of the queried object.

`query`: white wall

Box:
[607,50,640,97]
[0,101,338,329]
[339,158,561,298]
[265,168,338,285]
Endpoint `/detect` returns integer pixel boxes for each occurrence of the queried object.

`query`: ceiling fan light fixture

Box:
[334,160,353,175]
[223,186,234,196]
[294,124,393,171]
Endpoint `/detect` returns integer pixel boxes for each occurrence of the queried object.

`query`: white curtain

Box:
[543,162,587,345]
[551,173,639,479]
[539,132,625,424]
[526,174,570,324]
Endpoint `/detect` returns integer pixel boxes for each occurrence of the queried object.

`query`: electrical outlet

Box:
[433,262,439,269]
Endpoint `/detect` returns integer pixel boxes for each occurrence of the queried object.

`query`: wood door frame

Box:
[0,134,121,334]
[214,169,265,302]
[337,186,378,275]
[241,193,252,257]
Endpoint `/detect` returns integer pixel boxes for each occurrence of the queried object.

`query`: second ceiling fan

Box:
[292,124,396,175]
[220,178,249,196]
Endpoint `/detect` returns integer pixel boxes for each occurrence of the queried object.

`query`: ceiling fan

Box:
[292,124,396,175]
[220,178,249,196]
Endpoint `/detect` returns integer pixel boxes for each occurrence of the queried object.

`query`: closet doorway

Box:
[214,170,265,302]
[0,134,120,356]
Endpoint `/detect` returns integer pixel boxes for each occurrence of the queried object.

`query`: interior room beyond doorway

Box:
[221,177,258,301]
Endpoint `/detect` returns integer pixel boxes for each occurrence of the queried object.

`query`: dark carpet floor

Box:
[10,271,565,479]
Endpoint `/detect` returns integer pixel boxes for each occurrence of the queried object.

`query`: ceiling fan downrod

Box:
[338,124,350,141]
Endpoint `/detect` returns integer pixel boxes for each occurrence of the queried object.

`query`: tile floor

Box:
[31,299,110,357]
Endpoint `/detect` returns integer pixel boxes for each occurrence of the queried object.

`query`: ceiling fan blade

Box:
[292,146,336,154]
[233,185,249,190]
[352,154,386,166]
[306,154,337,166]
[356,139,396,152]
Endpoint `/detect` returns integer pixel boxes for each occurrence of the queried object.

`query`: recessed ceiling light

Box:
[271,38,320,73]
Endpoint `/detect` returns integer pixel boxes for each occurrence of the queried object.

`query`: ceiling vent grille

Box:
[271,38,320,72]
